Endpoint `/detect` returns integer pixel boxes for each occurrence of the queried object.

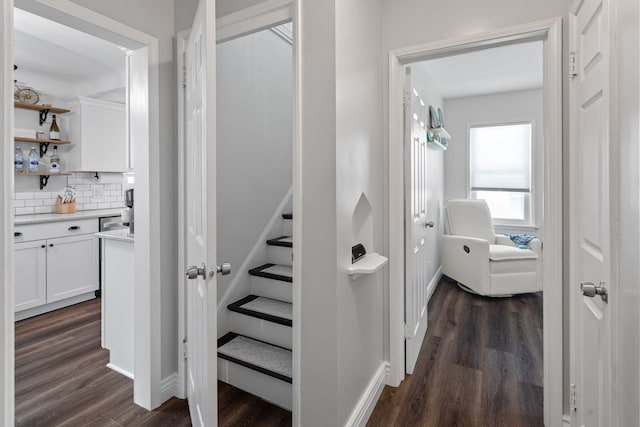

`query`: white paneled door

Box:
[184,0,217,425]
[404,67,430,374]
[570,0,612,425]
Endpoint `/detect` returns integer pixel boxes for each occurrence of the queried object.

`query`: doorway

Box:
[387,19,563,426]
[2,0,162,417]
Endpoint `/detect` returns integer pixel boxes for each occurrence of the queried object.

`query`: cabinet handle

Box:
[49,244,54,247]
[14,232,22,237]
[68,226,80,231]
[41,245,45,249]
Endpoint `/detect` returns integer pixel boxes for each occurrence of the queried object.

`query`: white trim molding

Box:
[387,18,563,427]
[344,362,388,427]
[216,0,292,43]
[426,267,442,304]
[0,1,15,425]
[160,373,179,403]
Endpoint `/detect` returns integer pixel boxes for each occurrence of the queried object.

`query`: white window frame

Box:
[467,119,536,227]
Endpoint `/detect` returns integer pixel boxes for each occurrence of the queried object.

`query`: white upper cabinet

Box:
[67,96,127,172]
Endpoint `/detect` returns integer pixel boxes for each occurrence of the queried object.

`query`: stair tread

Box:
[249,263,293,283]
[282,213,293,220]
[228,295,292,326]
[266,236,293,248]
[218,333,292,383]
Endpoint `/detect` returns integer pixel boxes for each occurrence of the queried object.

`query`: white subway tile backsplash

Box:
[15,207,34,215]
[34,206,52,214]
[14,173,124,216]
[25,199,43,207]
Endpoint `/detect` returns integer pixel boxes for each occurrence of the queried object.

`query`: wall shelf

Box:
[14,100,71,125]
[429,126,451,139]
[428,140,448,151]
[15,172,72,190]
[15,137,72,156]
[347,252,388,280]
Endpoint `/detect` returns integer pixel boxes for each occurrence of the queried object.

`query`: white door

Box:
[404,67,430,374]
[570,0,612,425]
[184,1,218,425]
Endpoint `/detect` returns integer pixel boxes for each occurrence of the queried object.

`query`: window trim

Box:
[466,118,536,227]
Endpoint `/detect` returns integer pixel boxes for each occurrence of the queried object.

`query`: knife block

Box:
[54,197,76,214]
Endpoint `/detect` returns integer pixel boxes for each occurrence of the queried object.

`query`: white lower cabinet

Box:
[46,234,98,303]
[14,240,47,312]
[14,218,99,318]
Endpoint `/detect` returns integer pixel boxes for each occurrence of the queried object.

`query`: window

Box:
[469,122,532,223]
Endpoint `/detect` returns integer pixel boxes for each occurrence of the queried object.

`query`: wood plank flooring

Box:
[367,278,543,427]
[15,298,291,427]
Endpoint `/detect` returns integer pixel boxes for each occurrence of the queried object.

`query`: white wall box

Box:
[14,218,99,320]
[67,97,127,172]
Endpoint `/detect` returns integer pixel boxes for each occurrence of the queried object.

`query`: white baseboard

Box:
[106,363,133,379]
[563,414,571,427]
[160,372,179,403]
[426,266,442,303]
[344,362,388,427]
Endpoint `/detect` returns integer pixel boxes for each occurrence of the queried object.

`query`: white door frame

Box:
[387,18,563,426]
[2,0,163,411]
[176,0,294,406]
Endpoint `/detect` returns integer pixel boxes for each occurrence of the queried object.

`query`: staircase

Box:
[217,212,294,410]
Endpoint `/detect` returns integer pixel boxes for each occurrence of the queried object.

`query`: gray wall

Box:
[444,89,544,238]
[216,28,292,304]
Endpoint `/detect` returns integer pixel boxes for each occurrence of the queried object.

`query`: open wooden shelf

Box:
[15,172,72,177]
[15,137,71,145]
[14,101,70,114]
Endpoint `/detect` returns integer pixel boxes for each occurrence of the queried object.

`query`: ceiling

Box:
[13,8,126,100]
[416,41,543,100]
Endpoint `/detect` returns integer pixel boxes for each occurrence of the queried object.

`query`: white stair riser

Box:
[268,245,293,266]
[251,276,292,303]
[283,219,292,236]
[218,359,292,411]
[227,311,292,349]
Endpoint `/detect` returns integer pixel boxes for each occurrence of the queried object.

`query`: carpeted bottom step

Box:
[218,333,292,383]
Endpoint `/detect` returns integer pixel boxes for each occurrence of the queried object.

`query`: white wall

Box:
[67,0,179,386]
[216,28,292,304]
[444,89,544,238]
[335,0,384,424]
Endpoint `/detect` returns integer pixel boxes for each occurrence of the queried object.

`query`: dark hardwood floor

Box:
[367,278,543,427]
[15,298,291,427]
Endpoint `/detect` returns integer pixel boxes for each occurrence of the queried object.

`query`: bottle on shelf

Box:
[50,145,60,172]
[27,147,39,172]
[14,147,24,173]
[49,114,60,140]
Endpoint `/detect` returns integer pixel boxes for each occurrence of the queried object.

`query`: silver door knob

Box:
[581,281,608,303]
[186,264,206,280]
[424,221,434,228]
[216,263,231,275]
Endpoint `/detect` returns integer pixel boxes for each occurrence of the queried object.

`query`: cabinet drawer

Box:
[14,218,98,242]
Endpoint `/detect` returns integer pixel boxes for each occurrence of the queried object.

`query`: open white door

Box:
[570,0,612,425]
[184,0,219,426]
[404,67,430,374]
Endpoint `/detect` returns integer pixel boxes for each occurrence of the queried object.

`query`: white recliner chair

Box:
[441,199,542,296]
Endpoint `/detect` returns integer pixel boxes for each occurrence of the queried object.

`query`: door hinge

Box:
[182,337,188,360]
[570,383,577,413]
[569,52,577,79]
[403,92,410,108]
[182,51,187,89]
[404,323,413,339]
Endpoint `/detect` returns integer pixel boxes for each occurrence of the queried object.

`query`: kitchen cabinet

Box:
[14,240,47,312]
[67,96,127,172]
[14,218,99,319]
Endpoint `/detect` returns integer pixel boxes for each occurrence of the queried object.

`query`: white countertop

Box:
[15,208,122,225]
[95,229,134,243]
